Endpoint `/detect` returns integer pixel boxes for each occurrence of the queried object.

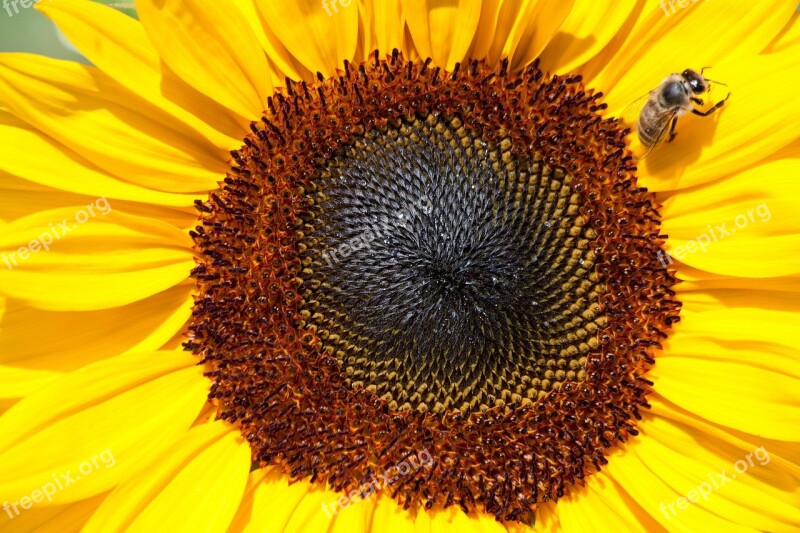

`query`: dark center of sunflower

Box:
[187,52,681,524]
[301,114,600,413]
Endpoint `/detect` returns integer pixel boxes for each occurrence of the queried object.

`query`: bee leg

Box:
[666,117,678,143]
[690,97,704,106]
[691,93,731,117]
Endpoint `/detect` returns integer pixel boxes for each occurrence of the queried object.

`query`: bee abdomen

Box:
[637,104,663,148]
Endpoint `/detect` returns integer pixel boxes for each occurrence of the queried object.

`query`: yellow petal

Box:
[667,307,799,378]
[0,284,193,372]
[424,505,506,532]
[463,0,500,61]
[651,393,800,482]
[484,0,574,72]
[0,54,228,194]
[593,0,797,113]
[0,168,198,229]
[0,174,51,193]
[0,365,60,399]
[227,0,291,84]
[413,506,433,532]
[0,186,197,231]
[353,0,371,62]
[283,483,340,532]
[37,0,243,150]
[401,0,484,70]
[672,259,800,284]
[0,111,197,207]
[557,471,662,532]
[367,493,416,533]
[503,1,574,73]
[0,351,208,504]
[249,1,314,83]
[226,468,269,531]
[676,276,800,311]
[665,236,800,279]
[650,354,800,440]
[233,467,317,532]
[635,50,800,192]
[83,422,249,532]
[661,159,799,237]
[329,493,374,532]
[605,433,754,531]
[679,285,800,316]
[763,7,799,54]
[0,399,15,417]
[634,414,800,530]
[537,0,641,74]
[532,501,561,532]
[0,351,197,449]
[0,492,106,532]
[135,0,272,121]
[362,0,406,58]
[0,208,193,311]
[258,0,359,78]
[0,203,187,251]
[657,158,800,276]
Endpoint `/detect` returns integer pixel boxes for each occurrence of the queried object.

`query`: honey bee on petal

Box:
[623,68,731,157]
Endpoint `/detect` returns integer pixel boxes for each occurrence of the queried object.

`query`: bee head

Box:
[681,69,708,94]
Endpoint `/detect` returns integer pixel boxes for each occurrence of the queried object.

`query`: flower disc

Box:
[187,51,681,522]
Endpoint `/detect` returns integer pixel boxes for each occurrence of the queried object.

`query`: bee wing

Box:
[618,91,652,132]
[618,90,678,161]
[636,107,680,161]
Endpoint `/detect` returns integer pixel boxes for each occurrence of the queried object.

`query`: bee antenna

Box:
[706,78,727,87]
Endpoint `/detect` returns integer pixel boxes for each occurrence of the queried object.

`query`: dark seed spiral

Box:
[301,113,602,414]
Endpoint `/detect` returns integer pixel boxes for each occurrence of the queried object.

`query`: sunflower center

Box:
[187,51,681,523]
[301,113,600,413]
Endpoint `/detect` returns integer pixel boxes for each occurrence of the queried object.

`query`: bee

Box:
[625,68,730,156]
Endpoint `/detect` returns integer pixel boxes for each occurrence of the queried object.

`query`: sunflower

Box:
[0,0,798,531]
